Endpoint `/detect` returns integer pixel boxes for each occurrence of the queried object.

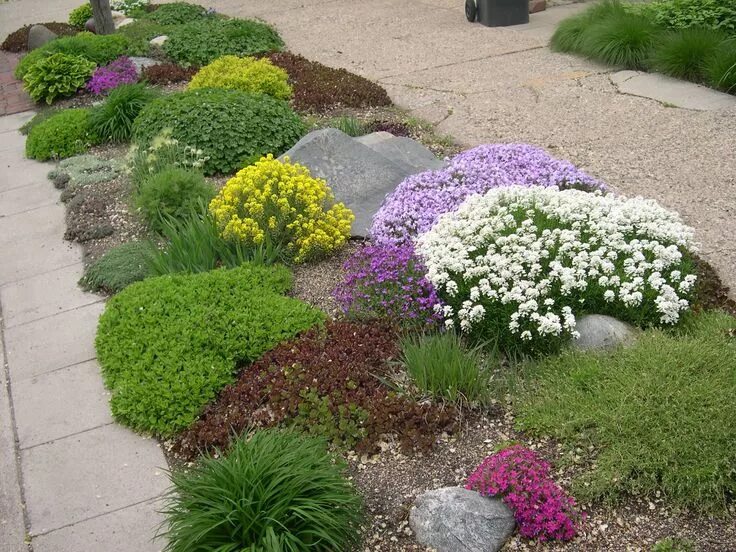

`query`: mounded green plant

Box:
[20,109,60,135]
[89,83,157,143]
[188,55,292,100]
[25,108,99,161]
[648,27,726,81]
[580,11,660,69]
[651,537,696,552]
[513,310,736,513]
[80,241,152,294]
[637,0,736,35]
[399,332,492,407]
[48,154,123,190]
[15,32,129,79]
[133,88,304,175]
[135,167,214,232]
[144,1,207,25]
[706,38,736,92]
[95,264,324,436]
[69,3,93,29]
[163,17,283,66]
[161,429,363,552]
[22,53,95,104]
[116,19,172,56]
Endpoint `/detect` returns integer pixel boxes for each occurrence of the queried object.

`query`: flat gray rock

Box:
[280,128,415,236]
[363,135,447,173]
[27,24,57,51]
[128,56,159,72]
[355,131,394,147]
[409,487,515,552]
[572,314,637,351]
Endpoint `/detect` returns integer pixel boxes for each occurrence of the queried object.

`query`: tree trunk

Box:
[90,0,115,35]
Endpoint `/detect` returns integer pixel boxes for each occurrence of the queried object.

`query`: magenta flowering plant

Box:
[334,242,442,328]
[466,445,583,541]
[86,56,138,95]
[371,143,606,245]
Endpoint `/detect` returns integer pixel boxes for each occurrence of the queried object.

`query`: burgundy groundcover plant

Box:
[87,56,138,95]
[334,242,441,327]
[466,445,583,541]
[371,143,606,245]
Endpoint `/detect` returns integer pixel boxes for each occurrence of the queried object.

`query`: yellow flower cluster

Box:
[209,155,354,263]
[188,55,292,101]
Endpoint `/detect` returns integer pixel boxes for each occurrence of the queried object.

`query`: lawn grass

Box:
[511,311,736,513]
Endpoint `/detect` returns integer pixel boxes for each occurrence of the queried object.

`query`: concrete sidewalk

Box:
[0,112,167,552]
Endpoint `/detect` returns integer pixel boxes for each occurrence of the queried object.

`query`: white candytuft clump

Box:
[416,186,697,348]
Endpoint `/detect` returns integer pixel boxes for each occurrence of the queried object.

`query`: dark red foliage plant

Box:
[140,63,198,85]
[174,321,457,460]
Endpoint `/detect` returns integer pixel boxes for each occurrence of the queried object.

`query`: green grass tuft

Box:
[551,0,627,53]
[160,429,363,552]
[705,37,736,92]
[513,310,736,513]
[580,11,661,69]
[89,83,158,143]
[649,27,726,81]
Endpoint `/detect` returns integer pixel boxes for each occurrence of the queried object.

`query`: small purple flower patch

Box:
[86,56,138,95]
[334,242,442,328]
[371,143,606,245]
[466,445,583,542]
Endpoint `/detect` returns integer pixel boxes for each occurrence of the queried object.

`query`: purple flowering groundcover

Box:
[87,56,139,95]
[370,143,606,245]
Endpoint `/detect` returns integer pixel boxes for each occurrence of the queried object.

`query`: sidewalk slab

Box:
[32,499,165,552]
[22,423,168,535]
[0,239,81,287]
[1,263,100,329]
[0,112,34,134]
[0,203,68,246]
[12,360,112,449]
[4,302,104,382]
[0,335,28,552]
[0,180,58,218]
[0,159,54,193]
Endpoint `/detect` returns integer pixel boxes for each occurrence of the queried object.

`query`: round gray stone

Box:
[572,314,638,351]
[409,486,515,552]
[27,25,57,51]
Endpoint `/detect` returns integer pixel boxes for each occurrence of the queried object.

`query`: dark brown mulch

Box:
[692,254,736,316]
[264,51,392,113]
[173,321,458,461]
[1,22,78,53]
[366,120,412,137]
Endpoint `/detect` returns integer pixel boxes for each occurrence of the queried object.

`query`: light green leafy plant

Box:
[23,53,95,104]
[26,108,99,161]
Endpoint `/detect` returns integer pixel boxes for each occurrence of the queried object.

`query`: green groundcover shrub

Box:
[15,32,129,79]
[26,108,99,161]
[144,1,207,25]
[163,17,284,66]
[637,0,736,35]
[161,429,363,552]
[22,52,95,104]
[513,311,736,513]
[115,19,173,56]
[95,264,324,436]
[80,241,152,294]
[133,88,304,175]
[69,4,93,29]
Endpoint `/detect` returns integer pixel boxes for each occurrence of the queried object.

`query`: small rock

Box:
[572,314,638,351]
[27,24,57,50]
[111,10,127,22]
[409,487,515,552]
[528,0,546,13]
[128,56,159,72]
[149,35,169,46]
[85,17,96,33]
[116,17,135,28]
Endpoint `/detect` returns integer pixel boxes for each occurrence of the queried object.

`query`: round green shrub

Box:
[648,27,726,81]
[15,32,129,79]
[95,264,324,436]
[69,4,93,29]
[116,19,172,56]
[22,52,95,104]
[133,88,305,175]
[188,55,292,100]
[163,17,283,66]
[161,429,363,552]
[80,241,152,294]
[136,167,214,232]
[89,83,157,143]
[26,108,99,161]
[144,1,207,25]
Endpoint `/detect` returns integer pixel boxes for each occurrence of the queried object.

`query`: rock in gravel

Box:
[150,35,169,46]
[572,314,638,351]
[357,133,447,173]
[281,128,421,237]
[409,486,516,552]
[27,25,57,50]
[128,56,159,72]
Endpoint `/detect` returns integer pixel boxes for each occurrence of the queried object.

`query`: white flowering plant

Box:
[111,0,149,16]
[416,186,698,354]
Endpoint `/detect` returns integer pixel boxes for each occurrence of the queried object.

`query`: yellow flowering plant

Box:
[209,155,354,263]
[188,55,292,100]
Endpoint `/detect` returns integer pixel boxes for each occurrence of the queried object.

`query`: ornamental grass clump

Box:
[161,429,363,552]
[86,56,138,95]
[89,83,157,143]
[334,242,441,327]
[209,155,354,263]
[189,55,292,100]
[466,445,582,541]
[371,143,604,245]
[417,186,697,354]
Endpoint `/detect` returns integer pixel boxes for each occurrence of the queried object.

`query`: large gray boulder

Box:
[572,314,638,351]
[280,128,413,236]
[27,25,57,51]
[358,133,446,173]
[409,487,515,552]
